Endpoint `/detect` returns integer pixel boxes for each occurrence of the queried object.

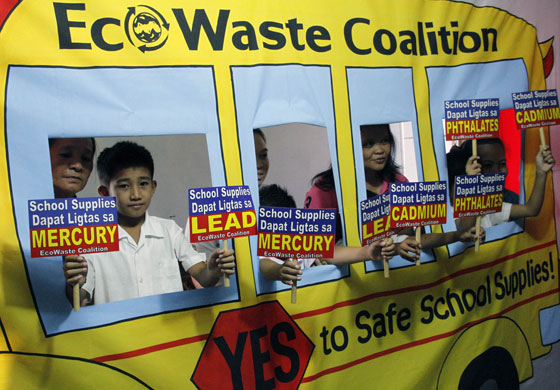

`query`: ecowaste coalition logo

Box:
[124,5,169,52]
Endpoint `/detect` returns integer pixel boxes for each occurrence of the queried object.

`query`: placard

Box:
[361,193,391,246]
[389,182,447,228]
[257,207,336,259]
[453,173,505,218]
[28,197,118,258]
[444,98,500,140]
[512,89,560,129]
[188,185,257,242]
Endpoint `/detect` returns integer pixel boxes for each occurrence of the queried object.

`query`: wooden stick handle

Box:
[475,216,481,253]
[290,258,298,303]
[73,283,80,312]
[415,227,421,266]
[383,259,389,278]
[472,138,477,157]
[222,239,230,287]
[539,127,547,148]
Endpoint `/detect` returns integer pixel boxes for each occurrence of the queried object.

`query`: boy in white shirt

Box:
[63,141,235,305]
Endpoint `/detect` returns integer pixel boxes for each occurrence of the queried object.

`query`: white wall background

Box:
[260,123,331,208]
[80,134,212,230]
[259,121,418,210]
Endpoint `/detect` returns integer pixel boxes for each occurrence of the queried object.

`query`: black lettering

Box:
[396,308,411,331]
[270,322,299,383]
[519,269,527,296]
[355,310,372,343]
[373,29,396,55]
[372,313,387,338]
[461,289,476,311]
[420,294,434,324]
[232,21,258,50]
[459,31,481,53]
[425,22,438,54]
[250,327,274,390]
[476,280,489,306]
[541,261,549,281]
[451,21,459,55]
[53,2,91,49]
[306,25,331,52]
[535,263,542,283]
[213,332,248,390]
[344,18,371,55]
[434,297,450,320]
[399,30,417,55]
[319,326,331,355]
[385,303,397,334]
[260,21,286,50]
[481,28,497,51]
[173,8,229,50]
[542,252,552,281]
[510,272,519,298]
[91,18,122,51]
[418,22,427,55]
[331,326,348,351]
[438,26,452,54]
[495,271,505,299]
[285,18,305,50]
[446,289,464,316]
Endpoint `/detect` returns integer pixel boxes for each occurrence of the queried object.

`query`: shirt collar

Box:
[118,212,165,244]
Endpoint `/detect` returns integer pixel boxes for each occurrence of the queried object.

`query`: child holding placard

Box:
[63,141,235,305]
[259,184,394,285]
[450,138,555,228]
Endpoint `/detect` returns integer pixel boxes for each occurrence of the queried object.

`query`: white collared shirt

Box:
[481,202,512,228]
[82,213,205,304]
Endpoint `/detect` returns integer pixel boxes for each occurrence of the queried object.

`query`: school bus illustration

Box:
[0,1,558,389]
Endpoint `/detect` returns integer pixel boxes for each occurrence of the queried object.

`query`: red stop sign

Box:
[192,301,314,389]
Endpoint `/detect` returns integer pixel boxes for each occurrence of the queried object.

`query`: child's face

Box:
[361,127,392,172]
[49,138,94,198]
[105,167,156,219]
[478,143,507,175]
[254,132,269,187]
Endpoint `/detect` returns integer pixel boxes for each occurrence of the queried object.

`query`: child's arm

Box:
[394,237,421,262]
[62,255,91,306]
[259,258,301,286]
[510,146,555,219]
[394,226,485,260]
[323,238,394,265]
[189,248,235,287]
[420,226,485,248]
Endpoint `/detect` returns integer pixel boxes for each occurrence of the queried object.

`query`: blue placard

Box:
[188,185,257,242]
[512,89,560,129]
[454,173,505,218]
[444,98,500,140]
[258,207,336,259]
[28,197,117,228]
[188,185,255,216]
[28,197,118,258]
[389,182,447,228]
[360,193,391,246]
